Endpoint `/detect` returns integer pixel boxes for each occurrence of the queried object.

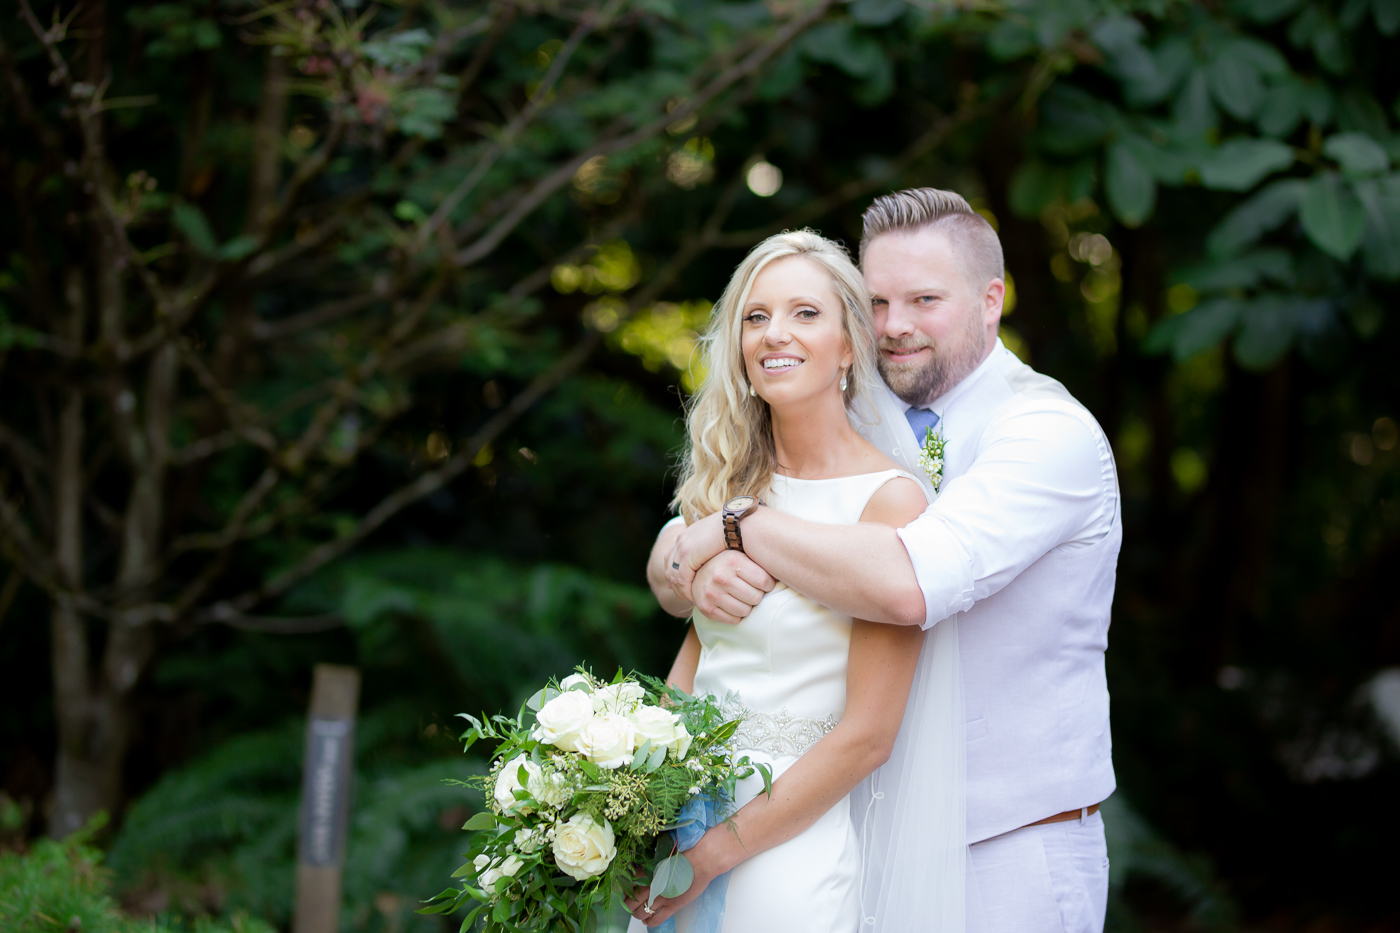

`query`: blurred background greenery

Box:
[1,0,1398,930]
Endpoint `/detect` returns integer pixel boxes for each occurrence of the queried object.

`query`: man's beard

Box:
[877,312,987,407]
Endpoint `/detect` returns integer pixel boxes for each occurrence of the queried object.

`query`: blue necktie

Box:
[905,406,940,441]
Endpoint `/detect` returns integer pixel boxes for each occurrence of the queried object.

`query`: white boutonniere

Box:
[917,426,946,492]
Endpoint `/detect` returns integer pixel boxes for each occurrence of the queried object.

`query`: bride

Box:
[625,231,965,932]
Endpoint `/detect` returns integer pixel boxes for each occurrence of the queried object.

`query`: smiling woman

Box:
[673,230,881,524]
[741,256,853,409]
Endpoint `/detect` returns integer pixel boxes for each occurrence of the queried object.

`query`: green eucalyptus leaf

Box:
[463,811,498,831]
[1300,172,1366,259]
[1198,138,1294,191]
[648,854,695,908]
[1206,178,1307,256]
[527,686,560,712]
[1324,133,1390,177]
[1105,141,1156,226]
[631,738,654,770]
[645,743,668,771]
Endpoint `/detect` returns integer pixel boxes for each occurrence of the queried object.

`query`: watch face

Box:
[726,495,756,512]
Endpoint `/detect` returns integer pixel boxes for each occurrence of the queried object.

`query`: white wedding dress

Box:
[655,469,921,933]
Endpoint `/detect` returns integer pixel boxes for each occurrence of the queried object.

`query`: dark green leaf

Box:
[850,0,906,26]
[1206,179,1307,256]
[1235,0,1306,22]
[1355,176,1400,279]
[463,811,497,831]
[215,235,259,262]
[1207,55,1265,120]
[1122,36,1193,107]
[1038,85,1114,155]
[1257,83,1304,138]
[1176,249,1295,291]
[1299,172,1366,259]
[1008,161,1059,217]
[1377,0,1400,33]
[1198,138,1294,191]
[172,201,216,254]
[1173,69,1217,133]
[1105,141,1156,226]
[1233,296,1333,370]
[1142,298,1241,360]
[1312,22,1349,75]
[1324,133,1390,176]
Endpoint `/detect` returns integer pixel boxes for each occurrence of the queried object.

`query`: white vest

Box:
[868,343,1120,843]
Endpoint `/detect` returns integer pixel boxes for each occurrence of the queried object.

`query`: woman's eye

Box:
[797,307,819,319]
[744,312,768,324]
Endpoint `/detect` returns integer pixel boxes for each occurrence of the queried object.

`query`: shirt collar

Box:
[897,338,1007,417]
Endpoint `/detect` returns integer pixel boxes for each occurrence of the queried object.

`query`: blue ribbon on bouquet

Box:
[655,793,731,933]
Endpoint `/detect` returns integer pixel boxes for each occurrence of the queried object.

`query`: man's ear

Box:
[983,278,1006,325]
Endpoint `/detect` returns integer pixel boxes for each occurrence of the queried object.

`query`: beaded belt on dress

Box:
[720,700,839,758]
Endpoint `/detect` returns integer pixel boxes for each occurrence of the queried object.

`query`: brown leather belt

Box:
[1027,803,1100,827]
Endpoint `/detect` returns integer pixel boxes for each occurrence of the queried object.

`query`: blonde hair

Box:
[859,187,1004,290]
[673,230,880,523]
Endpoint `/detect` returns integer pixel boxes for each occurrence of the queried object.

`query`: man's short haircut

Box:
[859,187,1005,291]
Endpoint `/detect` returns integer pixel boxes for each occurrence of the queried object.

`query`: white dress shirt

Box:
[884,340,1121,843]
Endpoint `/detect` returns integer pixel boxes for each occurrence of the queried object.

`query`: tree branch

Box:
[452,0,834,269]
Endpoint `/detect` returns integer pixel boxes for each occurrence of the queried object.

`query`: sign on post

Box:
[294,664,360,933]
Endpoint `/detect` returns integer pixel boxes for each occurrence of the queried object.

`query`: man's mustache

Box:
[878,337,935,356]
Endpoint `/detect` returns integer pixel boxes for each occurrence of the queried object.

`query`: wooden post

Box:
[294,664,360,933]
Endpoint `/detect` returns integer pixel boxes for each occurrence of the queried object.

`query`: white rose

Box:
[574,713,636,769]
[669,720,693,760]
[591,681,645,713]
[628,704,680,752]
[493,755,543,812]
[559,673,593,692]
[532,691,596,752]
[551,813,616,880]
[474,853,523,889]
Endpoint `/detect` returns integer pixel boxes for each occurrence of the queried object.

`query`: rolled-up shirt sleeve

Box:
[896,402,1117,629]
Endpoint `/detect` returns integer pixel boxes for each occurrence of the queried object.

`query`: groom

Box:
[648,188,1120,933]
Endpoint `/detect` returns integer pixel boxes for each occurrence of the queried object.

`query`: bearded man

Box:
[649,187,1121,933]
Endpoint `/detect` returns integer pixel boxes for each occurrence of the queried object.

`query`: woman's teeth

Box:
[763,358,802,370]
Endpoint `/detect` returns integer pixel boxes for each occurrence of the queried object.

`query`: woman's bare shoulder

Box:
[859,473,927,527]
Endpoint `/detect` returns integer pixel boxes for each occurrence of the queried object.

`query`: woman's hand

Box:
[663,511,727,602]
[623,830,732,928]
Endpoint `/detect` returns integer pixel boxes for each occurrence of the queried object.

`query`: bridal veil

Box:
[849,389,968,933]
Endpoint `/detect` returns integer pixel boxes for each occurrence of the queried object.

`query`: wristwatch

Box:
[721,495,761,553]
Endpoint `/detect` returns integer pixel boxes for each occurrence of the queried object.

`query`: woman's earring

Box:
[839,368,848,392]
[749,383,757,398]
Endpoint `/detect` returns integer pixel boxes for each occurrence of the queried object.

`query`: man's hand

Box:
[690,551,774,625]
[662,511,728,603]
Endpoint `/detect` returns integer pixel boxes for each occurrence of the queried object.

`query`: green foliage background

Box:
[2,0,1399,931]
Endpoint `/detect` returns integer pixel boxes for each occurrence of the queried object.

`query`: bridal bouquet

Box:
[420,669,769,932]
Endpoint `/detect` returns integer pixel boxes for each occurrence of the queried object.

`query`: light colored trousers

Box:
[966,811,1109,933]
